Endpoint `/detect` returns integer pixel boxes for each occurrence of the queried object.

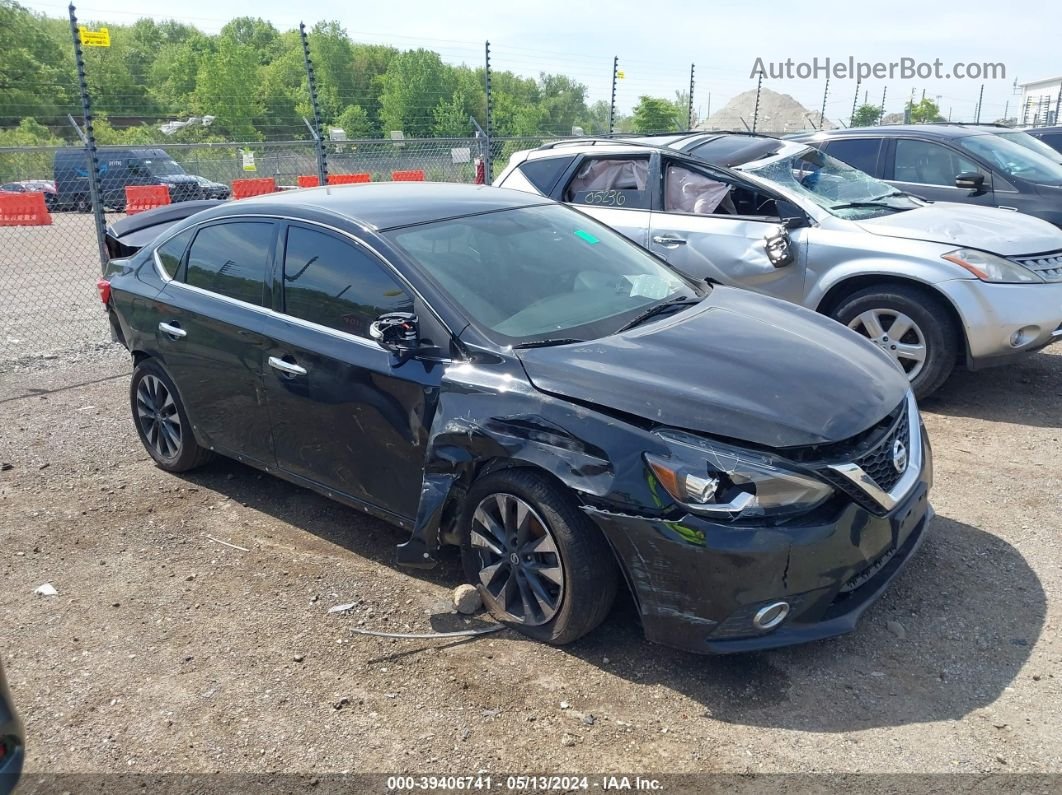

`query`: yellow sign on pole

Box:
[78,26,110,47]
[616,70,626,79]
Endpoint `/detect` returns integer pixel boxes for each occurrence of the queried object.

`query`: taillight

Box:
[96,278,111,306]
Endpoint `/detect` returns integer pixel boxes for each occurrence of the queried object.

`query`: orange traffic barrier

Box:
[296,175,319,188]
[0,192,52,226]
[231,178,278,199]
[391,170,425,182]
[328,173,372,185]
[125,185,171,215]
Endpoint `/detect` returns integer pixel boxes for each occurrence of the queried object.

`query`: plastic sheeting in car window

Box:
[665,165,734,214]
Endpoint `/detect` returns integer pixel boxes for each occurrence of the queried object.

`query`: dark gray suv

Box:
[791,124,1062,227]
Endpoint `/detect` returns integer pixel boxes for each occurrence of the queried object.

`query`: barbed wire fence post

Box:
[879,86,887,124]
[300,22,328,185]
[687,64,695,130]
[608,57,619,134]
[819,75,829,130]
[850,77,861,127]
[484,40,493,181]
[975,83,984,124]
[67,3,107,268]
[751,72,762,132]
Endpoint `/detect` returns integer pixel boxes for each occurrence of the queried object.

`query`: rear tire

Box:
[830,285,959,399]
[129,359,213,473]
[459,469,618,645]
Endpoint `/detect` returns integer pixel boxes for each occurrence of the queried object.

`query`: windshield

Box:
[744,147,919,219]
[959,134,1062,185]
[142,158,185,177]
[386,204,701,346]
[994,131,1062,164]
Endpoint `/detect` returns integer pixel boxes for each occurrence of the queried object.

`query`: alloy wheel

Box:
[847,309,927,381]
[135,374,183,460]
[469,493,564,626]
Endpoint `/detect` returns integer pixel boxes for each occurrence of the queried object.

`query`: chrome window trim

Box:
[150,212,458,355]
[828,391,922,511]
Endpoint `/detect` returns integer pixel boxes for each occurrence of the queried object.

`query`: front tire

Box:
[830,285,959,399]
[459,469,618,645]
[130,360,213,472]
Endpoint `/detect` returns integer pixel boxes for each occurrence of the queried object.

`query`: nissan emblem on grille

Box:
[892,439,908,474]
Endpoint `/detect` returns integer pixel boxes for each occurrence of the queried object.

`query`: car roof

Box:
[790,124,1015,141]
[199,182,550,231]
[525,131,788,169]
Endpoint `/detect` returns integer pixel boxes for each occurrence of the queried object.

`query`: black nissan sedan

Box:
[0,662,24,795]
[99,183,932,653]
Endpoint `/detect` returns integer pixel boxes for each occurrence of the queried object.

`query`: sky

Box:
[25,0,1061,124]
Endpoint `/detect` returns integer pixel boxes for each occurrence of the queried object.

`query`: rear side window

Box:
[155,228,194,279]
[518,156,576,194]
[282,226,413,338]
[1038,133,1062,152]
[563,157,651,209]
[893,139,979,186]
[185,222,274,306]
[824,138,882,175]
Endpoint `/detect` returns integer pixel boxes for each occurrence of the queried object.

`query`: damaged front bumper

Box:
[585,461,933,655]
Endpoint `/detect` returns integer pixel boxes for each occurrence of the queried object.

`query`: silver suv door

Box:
[558,153,654,246]
[648,160,808,303]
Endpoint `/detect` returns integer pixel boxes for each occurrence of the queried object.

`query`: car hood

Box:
[158,175,198,185]
[516,287,908,449]
[856,203,1062,254]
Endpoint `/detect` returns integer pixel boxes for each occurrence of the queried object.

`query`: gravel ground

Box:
[0,343,1060,779]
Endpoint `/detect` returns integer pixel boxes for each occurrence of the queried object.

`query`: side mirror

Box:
[955,171,985,192]
[369,312,420,357]
[764,225,795,268]
[775,199,808,229]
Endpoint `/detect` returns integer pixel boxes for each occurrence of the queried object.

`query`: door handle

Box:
[158,321,187,339]
[652,235,687,246]
[268,355,307,377]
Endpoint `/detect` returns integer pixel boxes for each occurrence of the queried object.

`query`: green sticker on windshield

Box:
[574,229,599,245]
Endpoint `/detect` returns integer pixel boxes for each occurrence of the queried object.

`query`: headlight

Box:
[941,248,1043,283]
[644,431,833,520]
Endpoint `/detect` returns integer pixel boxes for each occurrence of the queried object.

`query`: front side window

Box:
[663,164,736,214]
[894,139,980,186]
[958,134,1062,185]
[155,228,194,279]
[185,222,274,306]
[386,204,700,345]
[564,157,651,209]
[282,226,413,338]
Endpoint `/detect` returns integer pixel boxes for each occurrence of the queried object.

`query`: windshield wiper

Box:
[831,191,910,211]
[513,338,584,349]
[617,295,700,333]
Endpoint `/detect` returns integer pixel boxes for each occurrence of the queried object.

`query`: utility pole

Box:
[975,83,984,123]
[608,56,619,134]
[687,63,695,130]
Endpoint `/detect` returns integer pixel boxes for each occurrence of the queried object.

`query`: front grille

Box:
[852,409,910,493]
[1012,250,1062,282]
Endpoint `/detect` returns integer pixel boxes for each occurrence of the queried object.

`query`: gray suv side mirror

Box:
[955,172,985,193]
[764,225,795,268]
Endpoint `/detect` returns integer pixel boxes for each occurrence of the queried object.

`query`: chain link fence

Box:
[0,135,564,365]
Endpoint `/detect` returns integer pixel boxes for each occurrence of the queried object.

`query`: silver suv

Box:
[495,134,1062,398]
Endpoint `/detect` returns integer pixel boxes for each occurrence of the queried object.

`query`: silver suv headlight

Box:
[644,432,833,520]
[942,248,1043,283]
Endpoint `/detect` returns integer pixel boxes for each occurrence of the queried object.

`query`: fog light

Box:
[753,601,790,630]
[1010,326,1039,347]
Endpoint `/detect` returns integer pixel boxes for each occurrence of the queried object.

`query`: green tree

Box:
[194,44,263,140]
[907,97,945,124]
[631,95,680,133]
[219,17,280,64]
[538,73,587,134]
[377,49,455,136]
[0,1,75,125]
[851,103,883,127]
[334,105,372,139]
